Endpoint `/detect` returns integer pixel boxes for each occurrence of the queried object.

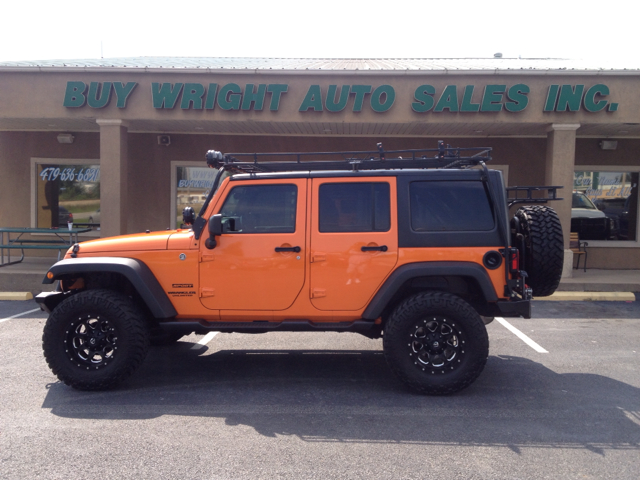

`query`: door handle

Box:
[275,246,301,253]
[361,245,388,252]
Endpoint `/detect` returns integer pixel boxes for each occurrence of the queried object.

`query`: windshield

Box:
[572,193,597,210]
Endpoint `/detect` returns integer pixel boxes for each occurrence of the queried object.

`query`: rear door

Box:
[309,177,398,311]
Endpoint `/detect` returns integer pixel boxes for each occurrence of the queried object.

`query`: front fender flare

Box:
[41,257,177,319]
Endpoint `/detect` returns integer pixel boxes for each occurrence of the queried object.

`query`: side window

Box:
[219,184,297,233]
[410,181,494,231]
[319,182,390,232]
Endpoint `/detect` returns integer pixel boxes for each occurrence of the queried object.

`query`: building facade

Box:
[0,57,638,271]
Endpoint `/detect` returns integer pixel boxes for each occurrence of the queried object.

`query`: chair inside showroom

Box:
[570,232,588,272]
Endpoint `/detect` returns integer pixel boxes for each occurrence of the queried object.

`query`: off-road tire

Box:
[383,292,489,395]
[42,289,150,391]
[515,205,564,297]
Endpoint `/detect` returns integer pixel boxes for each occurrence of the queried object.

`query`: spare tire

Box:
[514,205,564,297]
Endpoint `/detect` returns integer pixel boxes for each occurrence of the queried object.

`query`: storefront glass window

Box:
[573,171,638,241]
[36,164,101,229]
[175,167,217,228]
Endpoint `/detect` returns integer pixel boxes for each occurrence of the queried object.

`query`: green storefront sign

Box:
[63,81,618,113]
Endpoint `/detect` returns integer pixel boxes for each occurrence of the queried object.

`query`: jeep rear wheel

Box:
[515,205,564,297]
[383,292,489,395]
[42,289,150,391]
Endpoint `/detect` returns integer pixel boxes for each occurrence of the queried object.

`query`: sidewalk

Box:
[1,256,639,297]
[557,268,640,293]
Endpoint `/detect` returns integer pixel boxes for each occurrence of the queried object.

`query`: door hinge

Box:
[311,252,326,263]
[200,288,215,298]
[311,288,326,298]
[200,252,215,262]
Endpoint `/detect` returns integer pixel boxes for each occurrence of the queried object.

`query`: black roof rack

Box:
[205,141,492,173]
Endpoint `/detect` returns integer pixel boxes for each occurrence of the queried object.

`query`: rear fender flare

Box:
[362,262,499,320]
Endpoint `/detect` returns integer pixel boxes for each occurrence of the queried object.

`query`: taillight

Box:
[509,249,520,274]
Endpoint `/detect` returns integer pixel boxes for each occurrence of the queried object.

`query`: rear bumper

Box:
[496,299,531,319]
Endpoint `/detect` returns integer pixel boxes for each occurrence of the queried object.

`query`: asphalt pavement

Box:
[1,298,639,479]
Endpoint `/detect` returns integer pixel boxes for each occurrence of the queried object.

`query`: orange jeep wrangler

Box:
[36,142,564,394]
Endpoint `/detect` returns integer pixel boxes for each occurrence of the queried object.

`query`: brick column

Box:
[545,123,579,278]
[97,119,129,237]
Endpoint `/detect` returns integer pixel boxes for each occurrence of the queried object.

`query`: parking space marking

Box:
[190,331,218,350]
[0,308,41,324]
[495,317,549,353]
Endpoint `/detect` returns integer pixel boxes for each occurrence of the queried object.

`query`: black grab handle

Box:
[275,246,301,253]
[361,245,388,252]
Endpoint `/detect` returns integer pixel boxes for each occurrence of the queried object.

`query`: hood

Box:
[571,208,606,219]
[74,231,173,255]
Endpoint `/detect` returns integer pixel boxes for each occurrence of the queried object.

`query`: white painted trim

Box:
[548,123,581,131]
[96,119,128,127]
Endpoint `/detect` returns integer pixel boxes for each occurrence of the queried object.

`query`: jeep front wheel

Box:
[383,292,489,395]
[42,289,150,390]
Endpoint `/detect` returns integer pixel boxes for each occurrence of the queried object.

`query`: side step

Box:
[156,319,382,339]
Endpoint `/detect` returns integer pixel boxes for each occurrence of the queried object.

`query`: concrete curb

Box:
[0,292,34,301]
[535,291,636,302]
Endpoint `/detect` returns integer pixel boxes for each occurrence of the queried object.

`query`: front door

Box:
[199,178,307,311]
[310,177,398,311]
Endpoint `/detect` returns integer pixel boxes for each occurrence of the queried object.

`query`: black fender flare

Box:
[362,262,499,320]
[40,257,177,319]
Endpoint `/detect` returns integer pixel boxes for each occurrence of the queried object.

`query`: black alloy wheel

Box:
[383,291,489,395]
[66,314,118,368]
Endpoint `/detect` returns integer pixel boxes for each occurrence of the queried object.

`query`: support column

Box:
[545,124,579,278]
[97,119,129,237]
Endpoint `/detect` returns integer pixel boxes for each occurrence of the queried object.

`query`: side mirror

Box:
[205,214,222,249]
[182,206,195,227]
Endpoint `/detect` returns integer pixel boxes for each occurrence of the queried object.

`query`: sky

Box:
[0,0,636,63]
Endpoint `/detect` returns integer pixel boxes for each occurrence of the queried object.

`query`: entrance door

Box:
[310,177,398,311]
[199,178,307,311]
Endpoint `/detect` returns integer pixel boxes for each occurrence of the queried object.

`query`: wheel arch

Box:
[39,257,177,319]
[362,262,499,321]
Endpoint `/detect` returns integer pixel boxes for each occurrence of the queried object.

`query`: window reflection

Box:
[573,171,638,241]
[36,164,101,230]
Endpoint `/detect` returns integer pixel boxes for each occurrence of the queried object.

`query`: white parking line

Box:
[190,331,218,350]
[495,317,549,353]
[0,308,42,323]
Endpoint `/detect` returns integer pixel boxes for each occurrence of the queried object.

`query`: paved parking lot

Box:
[1,298,639,479]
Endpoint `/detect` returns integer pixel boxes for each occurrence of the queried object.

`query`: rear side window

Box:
[219,184,297,233]
[410,181,494,231]
[319,182,390,232]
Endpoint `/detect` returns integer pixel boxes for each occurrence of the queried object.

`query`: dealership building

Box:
[0,57,638,272]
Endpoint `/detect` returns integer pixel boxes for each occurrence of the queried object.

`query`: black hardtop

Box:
[227,167,499,182]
